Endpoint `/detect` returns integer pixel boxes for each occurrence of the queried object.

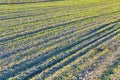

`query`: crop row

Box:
[1,13,120,70]
[46,31,120,80]
[1,8,120,58]
[1,4,119,38]
[0,17,120,79]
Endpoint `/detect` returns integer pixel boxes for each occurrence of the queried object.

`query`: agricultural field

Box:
[0,0,120,80]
